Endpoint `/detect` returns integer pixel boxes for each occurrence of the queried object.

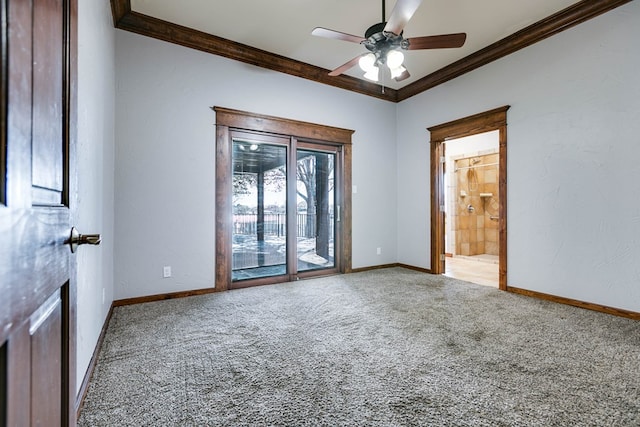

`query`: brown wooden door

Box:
[1,0,77,426]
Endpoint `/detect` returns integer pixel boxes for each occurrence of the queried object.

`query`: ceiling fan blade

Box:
[406,33,467,50]
[328,54,366,76]
[312,27,366,44]
[383,0,423,36]
[394,68,411,82]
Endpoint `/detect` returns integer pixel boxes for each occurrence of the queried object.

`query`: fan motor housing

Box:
[364,22,387,39]
[363,22,406,57]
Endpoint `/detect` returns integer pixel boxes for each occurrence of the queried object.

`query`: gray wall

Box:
[75,2,639,389]
[76,0,115,392]
[114,30,399,300]
[396,1,640,312]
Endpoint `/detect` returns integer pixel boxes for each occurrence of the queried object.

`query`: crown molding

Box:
[110,1,398,102]
[397,0,632,101]
[111,0,631,103]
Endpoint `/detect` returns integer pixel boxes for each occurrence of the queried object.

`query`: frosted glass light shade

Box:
[386,50,404,69]
[363,66,379,82]
[390,65,407,79]
[358,53,376,72]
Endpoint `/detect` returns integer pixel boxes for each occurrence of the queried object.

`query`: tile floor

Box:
[444,255,499,288]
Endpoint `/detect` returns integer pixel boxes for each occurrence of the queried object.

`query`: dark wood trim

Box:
[397,264,432,274]
[214,107,353,291]
[213,107,354,145]
[229,275,292,290]
[342,144,353,273]
[507,286,640,321]
[497,119,508,291]
[350,263,432,274]
[110,1,396,102]
[430,140,445,276]
[214,124,232,292]
[397,0,633,101]
[428,106,509,291]
[0,0,7,206]
[113,288,219,307]
[428,106,510,141]
[74,304,114,418]
[110,0,130,26]
[110,0,630,102]
[111,265,409,303]
[351,264,401,274]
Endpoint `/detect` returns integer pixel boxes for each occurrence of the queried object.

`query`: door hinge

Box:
[440,204,445,213]
[440,254,446,261]
[336,205,341,222]
[440,156,446,164]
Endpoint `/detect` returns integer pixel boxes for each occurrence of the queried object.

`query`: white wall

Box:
[445,130,499,157]
[114,31,398,299]
[76,0,115,393]
[397,2,640,312]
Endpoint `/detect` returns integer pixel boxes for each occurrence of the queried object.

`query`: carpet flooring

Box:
[78,268,640,426]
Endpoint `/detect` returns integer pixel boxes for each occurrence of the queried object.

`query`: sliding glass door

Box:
[230,132,341,286]
[232,133,289,282]
[296,146,337,273]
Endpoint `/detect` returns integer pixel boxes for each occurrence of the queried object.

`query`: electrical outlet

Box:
[376,247,381,255]
[163,266,172,278]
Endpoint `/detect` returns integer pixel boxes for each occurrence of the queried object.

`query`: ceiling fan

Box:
[311,0,467,83]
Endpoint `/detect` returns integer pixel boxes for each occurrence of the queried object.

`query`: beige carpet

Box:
[78,268,640,426]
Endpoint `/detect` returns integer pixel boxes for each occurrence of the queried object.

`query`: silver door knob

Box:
[67,227,101,253]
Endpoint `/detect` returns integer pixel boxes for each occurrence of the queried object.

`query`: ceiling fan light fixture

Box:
[358,52,377,72]
[313,0,467,83]
[363,66,380,82]
[390,64,407,79]
[386,49,404,69]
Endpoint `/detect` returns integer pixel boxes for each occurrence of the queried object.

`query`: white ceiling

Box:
[130,0,581,90]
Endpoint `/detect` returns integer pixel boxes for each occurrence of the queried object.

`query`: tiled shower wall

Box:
[449,152,499,256]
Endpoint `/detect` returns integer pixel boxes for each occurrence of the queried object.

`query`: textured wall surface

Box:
[397,2,640,311]
[76,0,116,393]
[114,30,398,299]
[112,2,640,311]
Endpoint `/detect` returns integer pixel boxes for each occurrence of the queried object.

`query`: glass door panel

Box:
[296,149,336,272]
[232,139,287,281]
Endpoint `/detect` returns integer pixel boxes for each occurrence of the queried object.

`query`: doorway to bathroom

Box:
[443,131,499,287]
[429,106,509,290]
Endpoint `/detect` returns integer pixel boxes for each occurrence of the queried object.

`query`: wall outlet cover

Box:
[163,266,172,278]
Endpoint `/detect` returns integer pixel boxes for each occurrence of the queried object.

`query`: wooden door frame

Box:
[213,107,353,291]
[428,106,509,290]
